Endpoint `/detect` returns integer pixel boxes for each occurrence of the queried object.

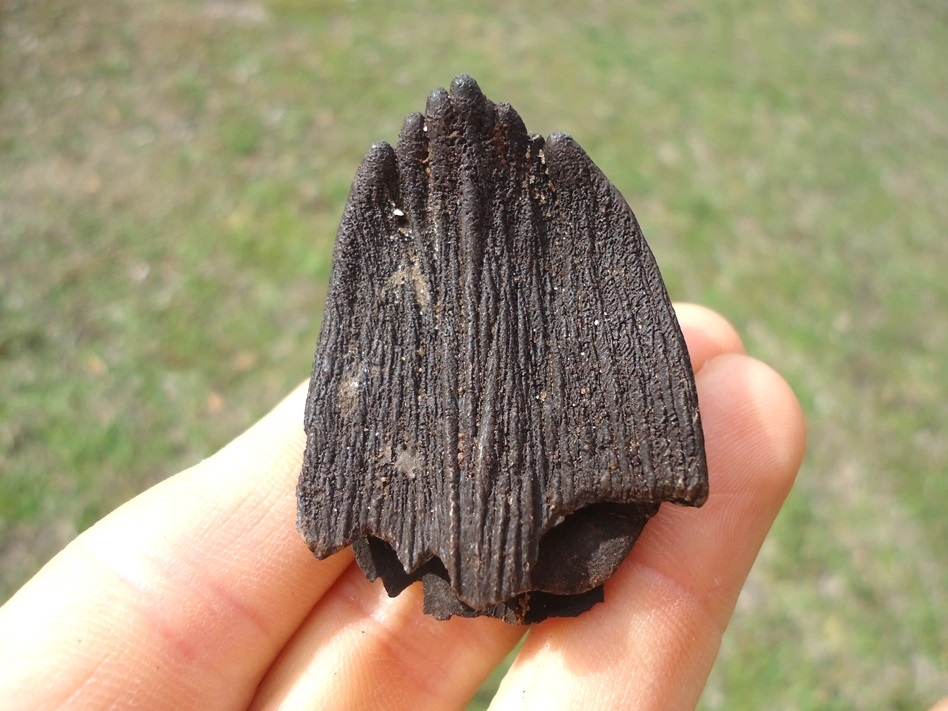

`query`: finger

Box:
[251,565,523,710]
[490,354,806,710]
[247,306,748,709]
[0,382,348,711]
[673,302,745,371]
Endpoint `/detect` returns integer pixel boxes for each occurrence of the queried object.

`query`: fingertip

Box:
[697,353,807,501]
[675,303,745,372]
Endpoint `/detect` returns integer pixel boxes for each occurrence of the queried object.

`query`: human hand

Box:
[0,304,807,710]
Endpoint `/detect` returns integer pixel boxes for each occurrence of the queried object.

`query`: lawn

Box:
[2,1,946,708]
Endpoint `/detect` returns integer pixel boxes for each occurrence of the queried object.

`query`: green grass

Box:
[2,0,947,708]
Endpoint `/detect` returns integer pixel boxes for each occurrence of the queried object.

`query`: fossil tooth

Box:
[297,75,708,624]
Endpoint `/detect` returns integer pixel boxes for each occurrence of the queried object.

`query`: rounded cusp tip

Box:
[449,74,483,100]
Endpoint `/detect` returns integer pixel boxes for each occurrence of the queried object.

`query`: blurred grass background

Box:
[1,0,946,708]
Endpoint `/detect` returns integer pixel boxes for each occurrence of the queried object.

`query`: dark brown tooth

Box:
[297,76,707,624]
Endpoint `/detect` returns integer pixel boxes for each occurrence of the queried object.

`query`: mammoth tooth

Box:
[297,75,707,624]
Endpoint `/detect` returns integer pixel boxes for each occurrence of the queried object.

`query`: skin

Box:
[0,301,874,710]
